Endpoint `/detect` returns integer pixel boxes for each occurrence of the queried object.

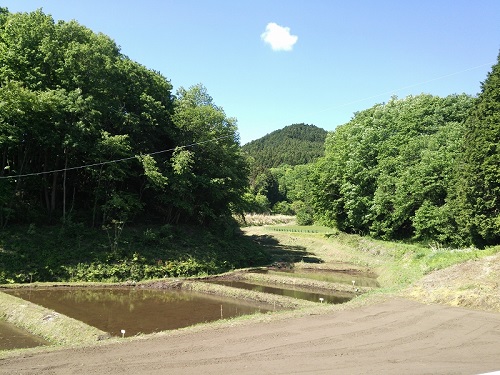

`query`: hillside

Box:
[242,123,327,169]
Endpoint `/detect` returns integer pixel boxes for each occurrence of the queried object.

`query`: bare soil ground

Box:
[1,297,499,375]
[1,228,499,374]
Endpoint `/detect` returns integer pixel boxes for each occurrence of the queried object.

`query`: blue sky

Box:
[2,1,500,144]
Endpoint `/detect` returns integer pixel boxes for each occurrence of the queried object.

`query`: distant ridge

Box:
[242,123,327,169]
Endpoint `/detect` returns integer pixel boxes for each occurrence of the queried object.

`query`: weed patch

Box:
[0,224,271,284]
[236,214,295,227]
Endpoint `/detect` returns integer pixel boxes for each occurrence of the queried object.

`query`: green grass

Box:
[0,222,271,284]
[2,218,497,295]
[258,226,500,293]
[332,233,500,290]
[267,225,337,234]
[400,244,500,276]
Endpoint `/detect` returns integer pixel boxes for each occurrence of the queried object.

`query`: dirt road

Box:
[1,298,499,375]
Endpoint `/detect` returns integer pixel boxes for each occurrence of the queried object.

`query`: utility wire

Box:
[1,61,495,180]
[310,61,495,116]
[0,134,233,180]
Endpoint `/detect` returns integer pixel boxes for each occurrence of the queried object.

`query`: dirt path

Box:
[2,298,499,375]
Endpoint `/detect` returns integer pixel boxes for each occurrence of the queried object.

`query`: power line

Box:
[0,135,233,180]
[1,61,495,179]
[310,61,495,116]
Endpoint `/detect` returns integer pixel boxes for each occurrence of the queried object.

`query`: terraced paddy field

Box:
[1,225,499,374]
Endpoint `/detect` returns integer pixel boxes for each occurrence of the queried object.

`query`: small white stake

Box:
[121,329,125,338]
[319,297,324,303]
[352,280,356,286]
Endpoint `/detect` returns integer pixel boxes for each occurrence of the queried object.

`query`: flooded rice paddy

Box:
[2,266,378,350]
[207,279,352,304]
[5,288,274,337]
[0,320,48,350]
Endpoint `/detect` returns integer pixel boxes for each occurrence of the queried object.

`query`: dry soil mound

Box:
[408,253,500,312]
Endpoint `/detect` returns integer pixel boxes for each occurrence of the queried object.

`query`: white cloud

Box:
[261,22,298,51]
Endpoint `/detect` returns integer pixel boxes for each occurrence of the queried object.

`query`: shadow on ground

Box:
[247,234,322,264]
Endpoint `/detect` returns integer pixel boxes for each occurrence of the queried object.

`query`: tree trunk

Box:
[92,166,104,228]
[50,170,58,218]
[63,150,68,221]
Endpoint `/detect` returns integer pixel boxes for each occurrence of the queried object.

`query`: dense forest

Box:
[0,9,247,228]
[240,124,326,216]
[242,123,327,170]
[311,94,474,244]
[0,8,265,283]
[244,60,500,247]
[309,68,500,247]
[0,9,499,284]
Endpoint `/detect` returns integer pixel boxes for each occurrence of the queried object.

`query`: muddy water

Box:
[209,280,352,304]
[255,269,380,288]
[0,320,48,350]
[6,288,273,337]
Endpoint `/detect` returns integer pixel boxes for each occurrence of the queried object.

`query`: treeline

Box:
[1,8,498,251]
[309,56,499,248]
[242,123,327,170]
[0,9,247,228]
[245,55,500,248]
[311,94,474,245]
[241,124,326,215]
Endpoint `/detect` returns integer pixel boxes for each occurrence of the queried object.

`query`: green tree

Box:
[370,94,473,241]
[310,106,381,232]
[311,94,474,243]
[171,84,248,224]
[250,169,283,208]
[271,163,315,218]
[456,54,500,247]
[0,9,175,226]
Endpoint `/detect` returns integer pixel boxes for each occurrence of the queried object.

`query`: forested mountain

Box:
[242,123,327,169]
[240,124,326,218]
[0,9,247,228]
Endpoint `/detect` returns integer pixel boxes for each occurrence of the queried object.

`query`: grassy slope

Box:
[242,226,500,311]
[0,223,271,284]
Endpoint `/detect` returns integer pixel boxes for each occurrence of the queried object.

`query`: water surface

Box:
[0,320,48,350]
[208,280,352,304]
[6,288,273,337]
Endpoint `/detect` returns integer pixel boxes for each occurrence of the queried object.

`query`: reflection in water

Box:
[6,288,273,337]
[0,320,48,350]
[209,280,352,304]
